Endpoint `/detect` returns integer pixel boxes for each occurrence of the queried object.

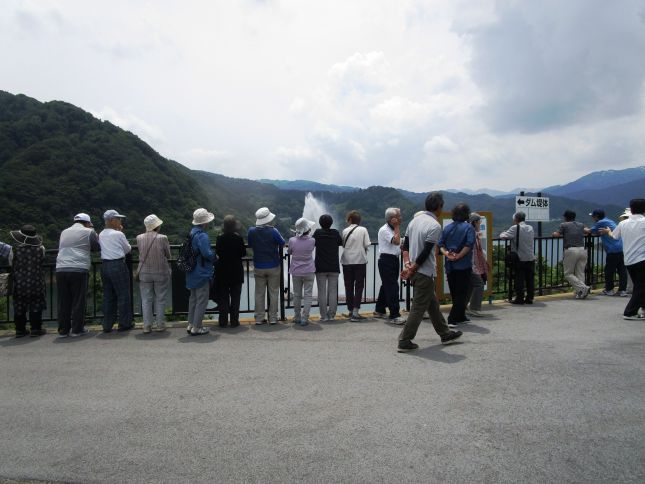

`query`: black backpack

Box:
[176,233,197,272]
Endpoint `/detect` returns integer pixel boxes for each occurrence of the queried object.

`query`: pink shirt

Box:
[288,236,315,275]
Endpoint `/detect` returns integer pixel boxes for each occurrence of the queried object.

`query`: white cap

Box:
[144,214,163,232]
[192,208,215,225]
[104,209,126,220]
[74,213,92,224]
[293,218,315,236]
[255,207,276,226]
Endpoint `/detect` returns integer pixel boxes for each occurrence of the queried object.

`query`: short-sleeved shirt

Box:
[405,212,442,278]
[288,236,316,276]
[312,228,342,273]
[439,221,476,273]
[611,214,645,266]
[556,221,585,249]
[591,218,623,253]
[378,223,401,256]
[99,229,132,260]
[248,226,285,269]
[340,225,371,265]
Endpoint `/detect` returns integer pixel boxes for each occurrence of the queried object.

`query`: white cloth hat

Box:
[74,213,92,224]
[192,208,215,225]
[293,218,315,236]
[619,208,632,220]
[255,207,276,226]
[144,214,163,232]
[103,209,126,220]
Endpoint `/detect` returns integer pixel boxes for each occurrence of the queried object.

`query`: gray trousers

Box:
[187,281,209,328]
[316,272,339,319]
[399,273,450,342]
[467,272,485,311]
[292,274,315,321]
[139,273,169,327]
[563,247,588,293]
[254,266,281,322]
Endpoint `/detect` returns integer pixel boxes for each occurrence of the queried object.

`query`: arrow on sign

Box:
[517,199,526,205]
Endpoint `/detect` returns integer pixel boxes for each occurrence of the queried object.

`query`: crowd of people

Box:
[1,194,643,350]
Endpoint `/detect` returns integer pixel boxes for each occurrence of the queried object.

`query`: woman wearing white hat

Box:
[288,218,316,326]
[186,208,216,335]
[136,214,171,333]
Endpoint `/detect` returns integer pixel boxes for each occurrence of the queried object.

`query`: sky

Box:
[2,0,645,192]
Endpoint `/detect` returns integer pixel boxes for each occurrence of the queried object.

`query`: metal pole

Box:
[537,192,543,296]
[279,246,285,321]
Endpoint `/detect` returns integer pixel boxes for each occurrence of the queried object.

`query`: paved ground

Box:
[0,295,643,484]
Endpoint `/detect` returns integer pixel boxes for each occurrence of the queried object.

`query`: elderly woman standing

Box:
[10,225,47,337]
[288,218,316,326]
[466,213,489,318]
[312,214,343,321]
[186,208,216,336]
[341,210,371,322]
[215,215,247,328]
[136,214,171,333]
[438,204,476,326]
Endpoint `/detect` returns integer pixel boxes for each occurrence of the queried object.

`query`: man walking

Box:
[552,210,590,299]
[586,209,628,296]
[56,213,100,337]
[603,199,645,320]
[500,212,536,304]
[374,207,403,324]
[99,209,133,333]
[398,192,463,352]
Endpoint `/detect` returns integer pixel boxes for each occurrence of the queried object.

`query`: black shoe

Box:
[102,328,113,334]
[219,323,229,328]
[30,328,46,337]
[525,300,533,305]
[510,299,525,305]
[15,330,29,338]
[230,321,240,328]
[441,330,463,344]
[117,326,133,332]
[397,340,419,353]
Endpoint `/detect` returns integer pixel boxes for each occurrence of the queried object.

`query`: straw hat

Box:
[10,225,43,247]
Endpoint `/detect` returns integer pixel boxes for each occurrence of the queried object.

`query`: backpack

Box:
[176,232,197,272]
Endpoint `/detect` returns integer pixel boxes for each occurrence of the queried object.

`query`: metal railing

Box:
[0,235,608,324]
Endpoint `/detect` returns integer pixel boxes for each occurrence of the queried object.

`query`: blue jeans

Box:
[101,259,132,330]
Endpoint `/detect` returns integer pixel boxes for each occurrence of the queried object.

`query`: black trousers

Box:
[624,260,645,316]
[375,254,401,318]
[605,252,627,292]
[342,264,366,311]
[218,282,242,325]
[14,311,42,333]
[57,271,89,335]
[447,268,471,323]
[514,261,535,302]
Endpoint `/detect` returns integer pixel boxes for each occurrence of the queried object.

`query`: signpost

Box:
[515,192,550,296]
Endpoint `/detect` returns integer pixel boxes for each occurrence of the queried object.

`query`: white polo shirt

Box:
[612,214,645,266]
[340,225,371,265]
[99,229,132,260]
[378,223,401,256]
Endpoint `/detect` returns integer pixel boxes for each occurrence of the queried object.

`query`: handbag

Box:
[0,272,12,297]
[504,224,521,266]
[134,233,159,282]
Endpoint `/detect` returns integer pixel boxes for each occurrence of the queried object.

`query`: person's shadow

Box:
[459,323,490,334]
[411,343,466,363]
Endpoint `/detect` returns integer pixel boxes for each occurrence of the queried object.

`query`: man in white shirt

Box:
[374,208,403,323]
[603,198,645,320]
[99,209,133,332]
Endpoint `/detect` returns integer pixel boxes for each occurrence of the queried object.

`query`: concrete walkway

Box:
[0,295,643,483]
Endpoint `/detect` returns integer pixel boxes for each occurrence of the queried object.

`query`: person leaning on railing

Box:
[215,215,247,328]
[136,214,171,334]
[312,214,343,322]
[552,210,590,300]
[288,218,316,326]
[500,212,536,305]
[341,210,371,322]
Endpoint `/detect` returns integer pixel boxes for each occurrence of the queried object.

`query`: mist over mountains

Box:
[0,91,638,246]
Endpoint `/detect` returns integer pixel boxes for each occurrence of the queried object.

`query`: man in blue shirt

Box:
[586,209,627,296]
[248,207,285,324]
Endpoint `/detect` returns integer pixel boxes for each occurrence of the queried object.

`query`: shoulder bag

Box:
[504,224,521,266]
[134,232,159,282]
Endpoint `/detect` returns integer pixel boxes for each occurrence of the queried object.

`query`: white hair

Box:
[385,207,400,222]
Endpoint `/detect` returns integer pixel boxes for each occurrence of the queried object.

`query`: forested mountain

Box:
[542,166,645,198]
[0,91,628,246]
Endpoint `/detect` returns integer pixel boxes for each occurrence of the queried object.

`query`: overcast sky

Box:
[3,0,645,192]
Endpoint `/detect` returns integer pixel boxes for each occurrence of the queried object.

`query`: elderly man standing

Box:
[99,209,133,333]
[56,213,100,337]
[374,207,403,324]
[398,192,463,352]
[248,207,285,325]
[500,212,536,304]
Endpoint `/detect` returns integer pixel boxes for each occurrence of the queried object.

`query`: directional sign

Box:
[515,196,550,222]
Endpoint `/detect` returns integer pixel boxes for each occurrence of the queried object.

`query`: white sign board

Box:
[515,196,550,222]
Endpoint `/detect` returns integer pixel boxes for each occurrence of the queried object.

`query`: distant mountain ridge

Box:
[542,167,645,197]
[258,179,359,193]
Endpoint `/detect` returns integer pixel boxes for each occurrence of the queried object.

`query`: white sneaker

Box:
[388,317,406,325]
[373,311,388,319]
[623,314,644,320]
[601,289,616,296]
[190,326,210,335]
[143,326,152,334]
[618,290,629,297]
[467,309,484,317]
[70,328,89,337]
[269,320,278,325]
[155,324,167,332]
[447,322,458,328]
[186,324,193,334]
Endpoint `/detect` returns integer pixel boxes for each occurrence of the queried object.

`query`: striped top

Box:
[136,231,171,276]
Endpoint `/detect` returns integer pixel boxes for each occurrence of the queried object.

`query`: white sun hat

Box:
[255,207,276,226]
[192,208,215,225]
[144,214,163,231]
[293,218,315,236]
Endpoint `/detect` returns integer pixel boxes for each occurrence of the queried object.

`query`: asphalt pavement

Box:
[0,295,643,483]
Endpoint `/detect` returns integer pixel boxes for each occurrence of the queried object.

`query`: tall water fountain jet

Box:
[302,192,330,227]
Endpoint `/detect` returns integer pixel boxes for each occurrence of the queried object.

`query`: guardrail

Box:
[0,235,608,324]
